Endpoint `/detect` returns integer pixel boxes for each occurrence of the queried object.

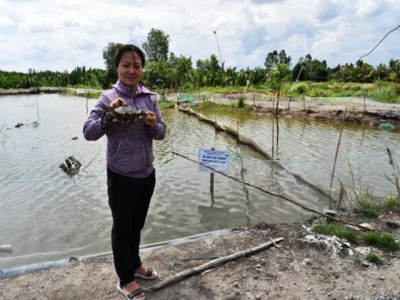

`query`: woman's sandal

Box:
[117,282,145,300]
[135,266,158,280]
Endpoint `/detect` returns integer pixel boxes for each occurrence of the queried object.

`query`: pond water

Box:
[0,94,399,270]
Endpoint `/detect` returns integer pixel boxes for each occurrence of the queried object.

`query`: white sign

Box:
[198,149,230,173]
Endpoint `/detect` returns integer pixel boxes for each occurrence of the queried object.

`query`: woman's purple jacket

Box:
[83,80,166,178]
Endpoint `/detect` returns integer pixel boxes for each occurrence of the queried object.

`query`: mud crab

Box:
[104,105,146,123]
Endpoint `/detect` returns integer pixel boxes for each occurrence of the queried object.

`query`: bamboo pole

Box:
[329,108,347,209]
[238,146,250,226]
[210,147,215,195]
[144,237,284,293]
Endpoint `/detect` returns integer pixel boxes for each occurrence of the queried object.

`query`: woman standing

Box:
[83,44,166,300]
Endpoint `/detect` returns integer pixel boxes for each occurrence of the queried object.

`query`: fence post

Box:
[210,148,215,194]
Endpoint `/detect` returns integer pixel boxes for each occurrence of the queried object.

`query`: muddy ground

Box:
[1,217,400,300]
[1,98,400,300]
[247,96,400,128]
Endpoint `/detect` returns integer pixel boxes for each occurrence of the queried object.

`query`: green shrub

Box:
[368,87,398,103]
[290,82,308,96]
[366,252,382,265]
[357,196,400,217]
[238,96,245,108]
[313,224,358,243]
[363,232,400,252]
[359,201,378,218]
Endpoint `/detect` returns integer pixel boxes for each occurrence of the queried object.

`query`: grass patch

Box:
[158,100,175,107]
[366,252,382,265]
[367,87,400,103]
[358,201,378,218]
[363,232,400,252]
[237,96,245,108]
[313,223,358,244]
[203,81,400,104]
[193,100,251,113]
[357,196,400,218]
[60,88,101,99]
[312,221,399,253]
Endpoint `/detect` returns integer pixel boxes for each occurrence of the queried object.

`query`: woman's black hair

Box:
[115,44,146,68]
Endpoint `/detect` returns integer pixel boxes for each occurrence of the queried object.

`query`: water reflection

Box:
[0,94,399,270]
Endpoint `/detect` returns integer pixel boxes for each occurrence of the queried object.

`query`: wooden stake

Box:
[329,108,347,208]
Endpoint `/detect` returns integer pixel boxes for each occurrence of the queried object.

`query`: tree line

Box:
[1,28,399,92]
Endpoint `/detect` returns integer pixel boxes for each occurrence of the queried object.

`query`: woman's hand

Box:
[109,97,127,109]
[144,111,157,128]
[108,97,127,120]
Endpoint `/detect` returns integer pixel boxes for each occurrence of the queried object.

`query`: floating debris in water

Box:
[0,245,12,254]
[59,156,81,177]
[379,123,395,130]
[13,122,39,128]
[72,136,78,140]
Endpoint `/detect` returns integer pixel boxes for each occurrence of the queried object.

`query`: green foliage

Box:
[267,63,289,92]
[367,87,400,103]
[168,52,193,88]
[157,100,175,107]
[238,96,245,108]
[291,82,308,96]
[102,42,123,70]
[142,28,170,63]
[312,203,400,253]
[381,197,400,212]
[102,42,123,86]
[363,232,400,252]
[193,100,250,113]
[264,50,291,72]
[357,196,400,218]
[366,252,382,265]
[359,201,378,218]
[264,50,279,72]
[313,224,358,243]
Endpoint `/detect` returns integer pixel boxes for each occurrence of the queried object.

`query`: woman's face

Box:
[116,51,143,89]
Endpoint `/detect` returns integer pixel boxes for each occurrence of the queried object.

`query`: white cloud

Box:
[356,0,384,17]
[285,34,309,62]
[312,33,340,59]
[0,14,14,27]
[0,0,399,72]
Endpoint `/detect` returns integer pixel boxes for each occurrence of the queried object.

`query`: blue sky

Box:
[0,0,399,73]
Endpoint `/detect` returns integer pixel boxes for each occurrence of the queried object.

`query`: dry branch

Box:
[144,237,284,293]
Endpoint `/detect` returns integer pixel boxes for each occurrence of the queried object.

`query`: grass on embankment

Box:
[311,195,400,264]
[191,81,400,104]
[189,98,251,114]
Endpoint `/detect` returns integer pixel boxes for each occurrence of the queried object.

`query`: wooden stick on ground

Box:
[143,237,284,293]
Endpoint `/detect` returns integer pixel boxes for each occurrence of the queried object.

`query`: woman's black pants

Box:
[107,168,155,286]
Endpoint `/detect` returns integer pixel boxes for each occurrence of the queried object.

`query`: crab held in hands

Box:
[105,105,147,123]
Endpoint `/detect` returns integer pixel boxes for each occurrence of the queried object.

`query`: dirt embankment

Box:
[1,216,400,300]
[248,97,400,128]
